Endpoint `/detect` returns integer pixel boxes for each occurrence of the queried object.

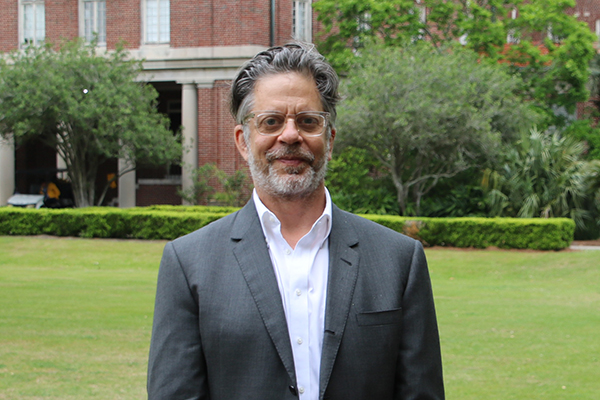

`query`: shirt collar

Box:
[253,188,333,247]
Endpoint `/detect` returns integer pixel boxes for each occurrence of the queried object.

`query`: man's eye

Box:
[299,117,318,125]
[264,117,280,126]
[257,114,284,131]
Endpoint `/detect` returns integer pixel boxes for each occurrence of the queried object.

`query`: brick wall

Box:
[106,0,140,49]
[214,80,245,175]
[197,82,245,175]
[568,0,600,34]
[45,0,78,43]
[136,183,181,206]
[0,0,19,52]
[277,0,294,45]
[170,0,211,47]
[171,0,293,48]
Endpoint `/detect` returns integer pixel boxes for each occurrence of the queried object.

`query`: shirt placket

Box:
[286,246,312,397]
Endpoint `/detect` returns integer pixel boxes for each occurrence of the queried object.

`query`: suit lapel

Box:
[231,200,297,384]
[320,205,360,397]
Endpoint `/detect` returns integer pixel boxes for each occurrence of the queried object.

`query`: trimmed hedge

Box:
[0,207,574,250]
[0,207,227,240]
[365,215,574,251]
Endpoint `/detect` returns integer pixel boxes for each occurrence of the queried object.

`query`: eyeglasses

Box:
[243,111,330,137]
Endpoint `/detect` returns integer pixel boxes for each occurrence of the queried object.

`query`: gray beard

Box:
[247,143,329,200]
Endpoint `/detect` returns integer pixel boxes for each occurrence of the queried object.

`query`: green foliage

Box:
[562,119,600,161]
[587,160,600,211]
[419,184,488,218]
[580,160,600,239]
[588,52,600,115]
[337,44,539,215]
[419,217,574,250]
[178,164,220,205]
[314,0,423,71]
[0,207,228,240]
[0,38,181,207]
[215,169,252,207]
[326,147,398,214]
[314,0,596,126]
[364,215,574,250]
[178,163,251,206]
[483,128,593,235]
[0,207,574,249]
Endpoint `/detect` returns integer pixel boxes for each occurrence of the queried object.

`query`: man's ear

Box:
[327,127,336,161]
[234,125,249,161]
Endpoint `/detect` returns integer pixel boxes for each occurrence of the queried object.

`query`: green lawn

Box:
[0,236,164,399]
[0,236,598,399]
[428,248,600,400]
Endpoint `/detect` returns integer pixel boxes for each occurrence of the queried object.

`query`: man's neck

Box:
[256,185,327,249]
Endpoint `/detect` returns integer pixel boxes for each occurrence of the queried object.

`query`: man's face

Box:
[234,72,335,199]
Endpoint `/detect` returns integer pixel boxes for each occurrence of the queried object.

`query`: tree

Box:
[483,128,592,232]
[314,0,596,126]
[177,163,251,207]
[0,39,181,207]
[326,147,398,215]
[336,44,539,215]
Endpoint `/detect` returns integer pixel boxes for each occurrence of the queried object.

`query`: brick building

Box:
[570,0,600,39]
[1,0,599,207]
[0,0,318,207]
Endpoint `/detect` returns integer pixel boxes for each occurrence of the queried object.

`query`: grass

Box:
[0,236,599,399]
[428,248,600,399]
[0,236,164,399]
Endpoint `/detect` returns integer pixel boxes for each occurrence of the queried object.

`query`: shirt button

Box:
[285,248,291,255]
[298,386,305,394]
[297,337,303,345]
[295,289,302,296]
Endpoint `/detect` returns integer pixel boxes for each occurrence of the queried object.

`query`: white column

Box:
[0,135,15,206]
[118,157,136,208]
[56,142,68,180]
[181,82,199,205]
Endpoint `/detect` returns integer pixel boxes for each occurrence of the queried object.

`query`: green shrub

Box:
[0,207,574,250]
[352,215,573,250]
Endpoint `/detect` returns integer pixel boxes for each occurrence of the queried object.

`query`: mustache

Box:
[265,145,315,164]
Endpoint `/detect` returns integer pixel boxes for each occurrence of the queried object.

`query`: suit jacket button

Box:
[289,385,298,396]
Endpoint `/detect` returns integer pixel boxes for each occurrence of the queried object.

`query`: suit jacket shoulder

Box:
[331,205,419,251]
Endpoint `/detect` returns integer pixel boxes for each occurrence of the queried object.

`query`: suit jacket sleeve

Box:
[147,241,209,400]
[395,240,444,400]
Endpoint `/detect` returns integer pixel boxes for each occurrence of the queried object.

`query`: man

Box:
[147,43,444,400]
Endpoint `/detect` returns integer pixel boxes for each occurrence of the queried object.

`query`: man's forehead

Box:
[254,71,316,88]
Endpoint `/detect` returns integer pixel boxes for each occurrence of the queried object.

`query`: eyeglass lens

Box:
[255,112,326,136]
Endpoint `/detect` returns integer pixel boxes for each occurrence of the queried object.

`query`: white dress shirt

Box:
[253,189,332,400]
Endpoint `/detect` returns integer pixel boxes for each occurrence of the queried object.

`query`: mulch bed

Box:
[571,239,600,246]
[427,239,600,252]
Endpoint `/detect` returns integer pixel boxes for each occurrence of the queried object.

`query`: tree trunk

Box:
[391,176,407,216]
[67,160,97,208]
[70,172,96,208]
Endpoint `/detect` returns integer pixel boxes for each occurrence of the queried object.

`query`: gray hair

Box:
[229,43,340,130]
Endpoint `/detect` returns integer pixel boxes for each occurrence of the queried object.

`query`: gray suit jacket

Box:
[147,200,444,400]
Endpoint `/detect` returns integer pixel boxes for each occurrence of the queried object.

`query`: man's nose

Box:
[277,116,302,143]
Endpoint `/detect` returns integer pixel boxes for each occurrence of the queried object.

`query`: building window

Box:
[81,0,106,45]
[144,0,170,44]
[292,0,311,42]
[596,20,600,42]
[21,0,45,46]
[416,0,426,24]
[507,8,519,44]
[547,24,563,44]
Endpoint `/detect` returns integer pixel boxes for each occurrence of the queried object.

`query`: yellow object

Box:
[46,182,61,199]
